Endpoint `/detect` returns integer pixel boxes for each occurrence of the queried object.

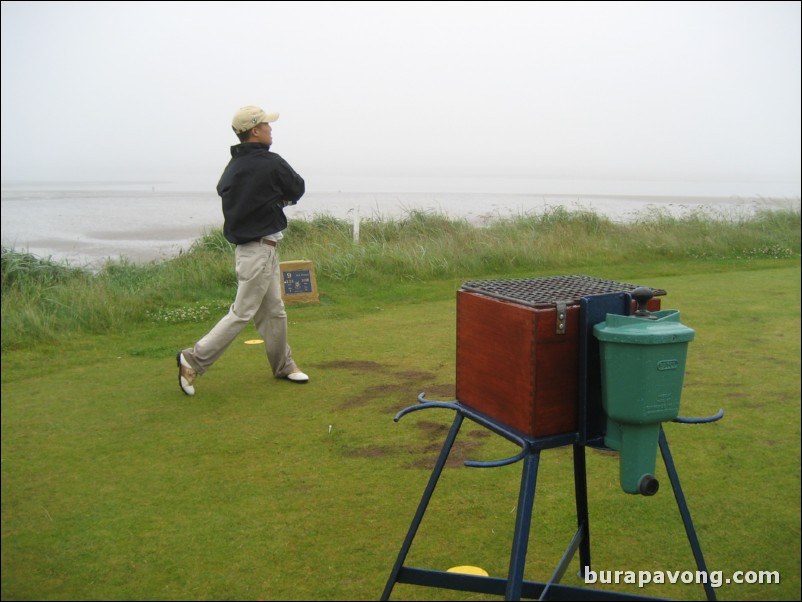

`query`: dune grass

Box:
[1,206,799,351]
[1,208,800,600]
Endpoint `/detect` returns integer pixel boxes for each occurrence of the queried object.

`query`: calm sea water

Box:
[2,178,799,268]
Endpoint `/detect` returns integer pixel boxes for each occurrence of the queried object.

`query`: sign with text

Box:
[280,260,319,304]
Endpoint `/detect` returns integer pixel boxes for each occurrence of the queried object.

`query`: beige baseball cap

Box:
[231,106,280,134]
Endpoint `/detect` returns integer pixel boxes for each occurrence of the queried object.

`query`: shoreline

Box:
[2,189,799,268]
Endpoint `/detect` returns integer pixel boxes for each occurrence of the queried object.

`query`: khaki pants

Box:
[182,241,297,378]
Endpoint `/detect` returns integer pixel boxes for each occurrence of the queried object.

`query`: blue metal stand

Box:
[381,292,722,601]
[381,399,720,601]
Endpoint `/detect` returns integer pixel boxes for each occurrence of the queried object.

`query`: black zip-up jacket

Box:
[216,143,305,244]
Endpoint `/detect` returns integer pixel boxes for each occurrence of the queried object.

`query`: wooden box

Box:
[455,276,663,438]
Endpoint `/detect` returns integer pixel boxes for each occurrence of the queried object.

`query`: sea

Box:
[2,177,799,269]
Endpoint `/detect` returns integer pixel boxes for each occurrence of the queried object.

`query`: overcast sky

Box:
[1,0,800,194]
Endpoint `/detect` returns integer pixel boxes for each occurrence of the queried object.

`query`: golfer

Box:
[177,105,309,395]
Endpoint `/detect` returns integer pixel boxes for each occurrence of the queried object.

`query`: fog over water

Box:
[1,2,799,266]
[2,2,799,188]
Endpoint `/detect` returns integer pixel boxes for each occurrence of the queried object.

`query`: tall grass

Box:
[284,206,800,281]
[2,207,799,351]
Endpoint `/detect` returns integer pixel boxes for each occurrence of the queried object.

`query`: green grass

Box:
[2,209,800,600]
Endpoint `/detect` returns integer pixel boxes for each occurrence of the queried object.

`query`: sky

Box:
[1,0,800,195]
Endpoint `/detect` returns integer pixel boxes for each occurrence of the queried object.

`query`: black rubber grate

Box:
[460,275,667,308]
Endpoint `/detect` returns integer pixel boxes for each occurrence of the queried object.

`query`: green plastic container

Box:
[594,310,695,495]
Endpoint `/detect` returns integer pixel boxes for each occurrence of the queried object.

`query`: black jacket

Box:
[216,143,305,244]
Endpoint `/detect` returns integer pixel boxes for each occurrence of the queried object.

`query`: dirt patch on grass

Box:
[320,360,472,466]
[343,445,396,459]
[313,360,386,373]
[414,420,489,440]
[338,383,413,410]
[406,438,486,469]
[419,384,456,400]
[400,419,493,468]
[416,419,450,435]
[394,370,437,381]
[338,417,494,469]
[321,357,451,410]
